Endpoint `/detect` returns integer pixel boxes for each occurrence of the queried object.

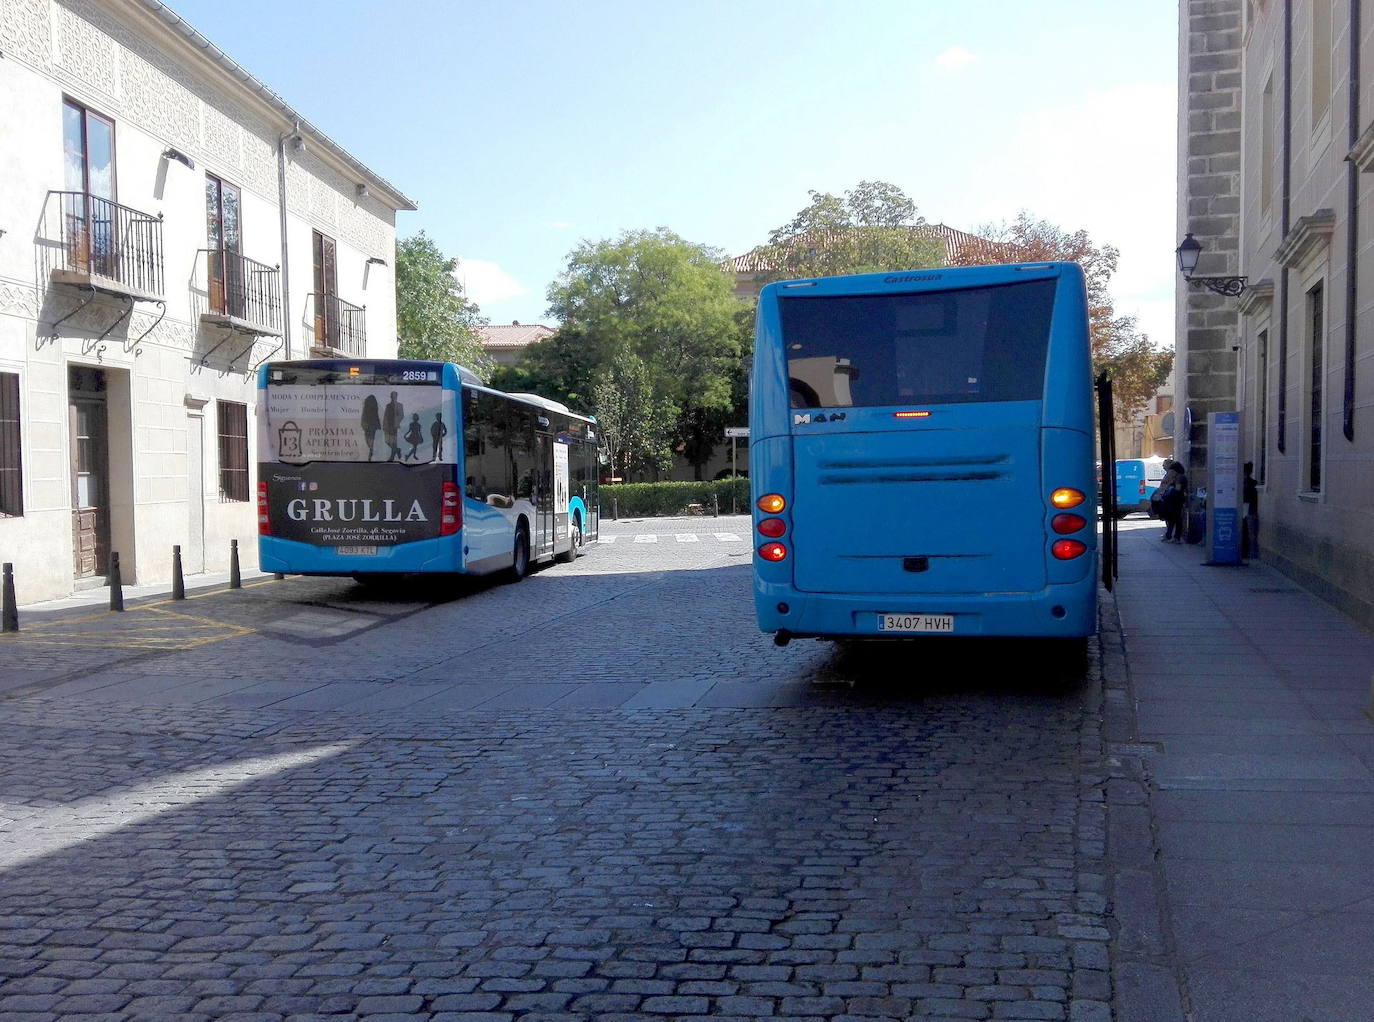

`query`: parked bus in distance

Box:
[749,262,1098,651]
[257,359,599,580]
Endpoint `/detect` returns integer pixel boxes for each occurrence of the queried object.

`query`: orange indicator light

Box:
[1050,487,1086,509]
[757,493,786,513]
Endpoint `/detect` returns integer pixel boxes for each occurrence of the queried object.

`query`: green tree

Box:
[592,350,677,480]
[952,212,1173,421]
[487,323,603,411]
[752,180,945,281]
[546,228,748,480]
[395,231,491,375]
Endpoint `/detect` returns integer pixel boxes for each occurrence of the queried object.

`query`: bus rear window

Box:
[780,278,1057,408]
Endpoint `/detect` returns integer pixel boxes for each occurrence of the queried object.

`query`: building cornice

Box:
[126,0,417,212]
[1237,279,1275,317]
[1273,210,1336,271]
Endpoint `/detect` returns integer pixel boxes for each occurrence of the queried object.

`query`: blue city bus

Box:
[257,359,599,580]
[749,263,1098,649]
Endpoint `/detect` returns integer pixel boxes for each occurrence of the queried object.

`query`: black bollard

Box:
[273,572,284,580]
[171,545,185,600]
[108,551,124,612]
[229,539,242,589]
[2,562,17,632]
[713,493,719,517]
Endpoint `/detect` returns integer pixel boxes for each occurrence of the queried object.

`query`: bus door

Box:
[534,433,556,558]
[553,439,570,553]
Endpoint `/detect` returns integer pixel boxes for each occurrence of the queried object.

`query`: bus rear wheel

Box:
[557,514,582,563]
[507,524,530,582]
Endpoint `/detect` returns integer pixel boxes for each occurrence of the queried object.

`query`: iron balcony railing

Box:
[47,190,164,299]
[308,291,366,356]
[200,249,282,335]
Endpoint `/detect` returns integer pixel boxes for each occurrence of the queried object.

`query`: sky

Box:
[169,0,1178,347]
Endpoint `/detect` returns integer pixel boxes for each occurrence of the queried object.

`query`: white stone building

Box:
[1179,0,1374,627]
[0,0,415,604]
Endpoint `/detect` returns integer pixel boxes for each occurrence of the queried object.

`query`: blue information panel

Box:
[1207,411,1241,565]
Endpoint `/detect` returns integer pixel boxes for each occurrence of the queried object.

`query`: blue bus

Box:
[257,359,599,580]
[749,263,1098,649]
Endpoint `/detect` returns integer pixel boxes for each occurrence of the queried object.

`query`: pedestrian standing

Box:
[1243,462,1260,559]
[1159,460,1188,543]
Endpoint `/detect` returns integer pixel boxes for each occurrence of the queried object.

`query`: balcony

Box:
[45,191,164,302]
[198,250,282,336]
[307,292,366,357]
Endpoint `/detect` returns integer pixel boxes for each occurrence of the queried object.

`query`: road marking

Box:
[715,533,742,541]
[0,605,255,650]
[675,534,699,543]
[599,536,617,544]
[633,534,659,543]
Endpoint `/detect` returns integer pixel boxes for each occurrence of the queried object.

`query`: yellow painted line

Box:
[1,605,255,650]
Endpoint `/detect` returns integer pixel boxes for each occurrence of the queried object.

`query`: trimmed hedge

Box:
[601,478,750,518]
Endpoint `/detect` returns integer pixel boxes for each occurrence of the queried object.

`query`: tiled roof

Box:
[476,323,556,350]
[732,223,1015,274]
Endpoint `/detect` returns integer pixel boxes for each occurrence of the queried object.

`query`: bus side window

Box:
[463,388,485,499]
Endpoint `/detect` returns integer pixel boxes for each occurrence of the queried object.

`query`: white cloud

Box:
[934,45,977,71]
[454,258,528,305]
[967,81,1177,347]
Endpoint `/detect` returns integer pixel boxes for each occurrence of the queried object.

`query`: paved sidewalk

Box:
[14,567,272,621]
[1104,518,1374,1022]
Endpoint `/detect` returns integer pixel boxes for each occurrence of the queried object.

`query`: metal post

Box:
[108,551,124,612]
[713,492,719,517]
[229,539,242,589]
[2,563,17,632]
[612,497,618,521]
[172,545,185,600]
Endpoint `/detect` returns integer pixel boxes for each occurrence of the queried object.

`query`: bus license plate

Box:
[878,613,955,633]
[336,546,378,556]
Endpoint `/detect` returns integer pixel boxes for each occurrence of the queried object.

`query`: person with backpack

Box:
[1158,459,1188,543]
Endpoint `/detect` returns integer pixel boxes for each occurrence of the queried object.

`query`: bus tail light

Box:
[1051,513,1087,535]
[758,517,786,538]
[758,493,786,514]
[1050,487,1086,509]
[440,481,462,536]
[1139,480,1148,497]
[257,481,271,535]
[1052,538,1088,559]
[758,542,787,562]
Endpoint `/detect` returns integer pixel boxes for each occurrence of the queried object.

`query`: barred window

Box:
[217,400,249,502]
[0,373,21,517]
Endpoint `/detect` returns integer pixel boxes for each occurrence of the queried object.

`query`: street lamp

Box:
[1176,233,1246,296]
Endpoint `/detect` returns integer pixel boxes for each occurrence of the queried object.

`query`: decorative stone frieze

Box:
[0,0,52,68]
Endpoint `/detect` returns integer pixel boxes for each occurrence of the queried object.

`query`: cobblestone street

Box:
[0,516,1112,1021]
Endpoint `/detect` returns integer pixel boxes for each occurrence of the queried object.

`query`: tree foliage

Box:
[537,228,748,480]
[591,350,677,480]
[395,231,491,376]
[752,180,944,281]
[951,212,1173,421]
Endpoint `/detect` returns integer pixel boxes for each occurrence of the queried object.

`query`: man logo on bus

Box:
[278,420,302,459]
[793,413,811,425]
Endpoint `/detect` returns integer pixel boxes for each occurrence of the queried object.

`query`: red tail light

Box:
[1051,513,1087,535]
[757,517,786,538]
[257,481,271,535]
[1052,538,1088,560]
[1139,480,1147,496]
[758,542,787,562]
[440,481,462,536]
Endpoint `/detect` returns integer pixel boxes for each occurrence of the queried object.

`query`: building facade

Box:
[476,321,556,368]
[1180,0,1374,627]
[0,0,415,603]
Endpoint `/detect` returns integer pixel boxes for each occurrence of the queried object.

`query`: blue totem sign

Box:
[1207,411,1242,565]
